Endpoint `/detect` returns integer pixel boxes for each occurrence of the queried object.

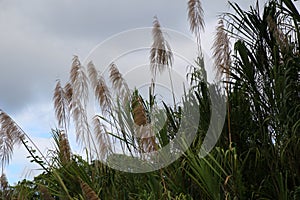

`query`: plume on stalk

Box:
[150,17,176,106]
[64,82,73,112]
[212,19,231,78]
[150,16,173,76]
[212,19,232,149]
[70,56,89,107]
[72,105,90,147]
[0,110,50,172]
[53,81,74,139]
[87,61,98,90]
[187,0,204,48]
[87,61,112,113]
[109,63,130,103]
[65,56,90,146]
[0,110,25,168]
[96,76,112,113]
[93,116,111,159]
[53,80,70,132]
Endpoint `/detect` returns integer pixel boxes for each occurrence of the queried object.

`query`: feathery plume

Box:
[96,75,112,113]
[71,103,91,147]
[53,80,70,131]
[212,19,233,149]
[70,56,89,107]
[109,63,130,102]
[87,61,112,113]
[150,16,173,76]
[93,117,111,159]
[64,82,73,111]
[68,56,91,146]
[0,110,24,168]
[87,61,99,91]
[187,0,204,48]
[212,19,231,78]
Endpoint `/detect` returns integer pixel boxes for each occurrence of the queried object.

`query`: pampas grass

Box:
[0,110,51,172]
[69,56,91,146]
[96,76,112,114]
[212,19,232,149]
[0,110,25,169]
[109,63,130,103]
[51,19,178,157]
[150,16,176,106]
[87,61,112,113]
[70,56,90,144]
[87,61,98,91]
[212,19,231,78]
[64,82,73,112]
[187,0,204,49]
[93,116,111,159]
[70,56,89,106]
[53,80,70,132]
[150,16,173,76]
[54,56,92,149]
[54,58,112,159]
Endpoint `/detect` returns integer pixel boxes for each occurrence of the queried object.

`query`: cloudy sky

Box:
[0,0,275,184]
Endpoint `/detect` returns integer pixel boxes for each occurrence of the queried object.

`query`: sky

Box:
[0,0,280,184]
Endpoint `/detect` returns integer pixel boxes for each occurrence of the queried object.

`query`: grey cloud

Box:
[1,0,189,40]
[0,0,189,115]
[0,0,268,115]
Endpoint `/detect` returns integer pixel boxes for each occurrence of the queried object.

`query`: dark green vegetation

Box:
[0,0,299,199]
